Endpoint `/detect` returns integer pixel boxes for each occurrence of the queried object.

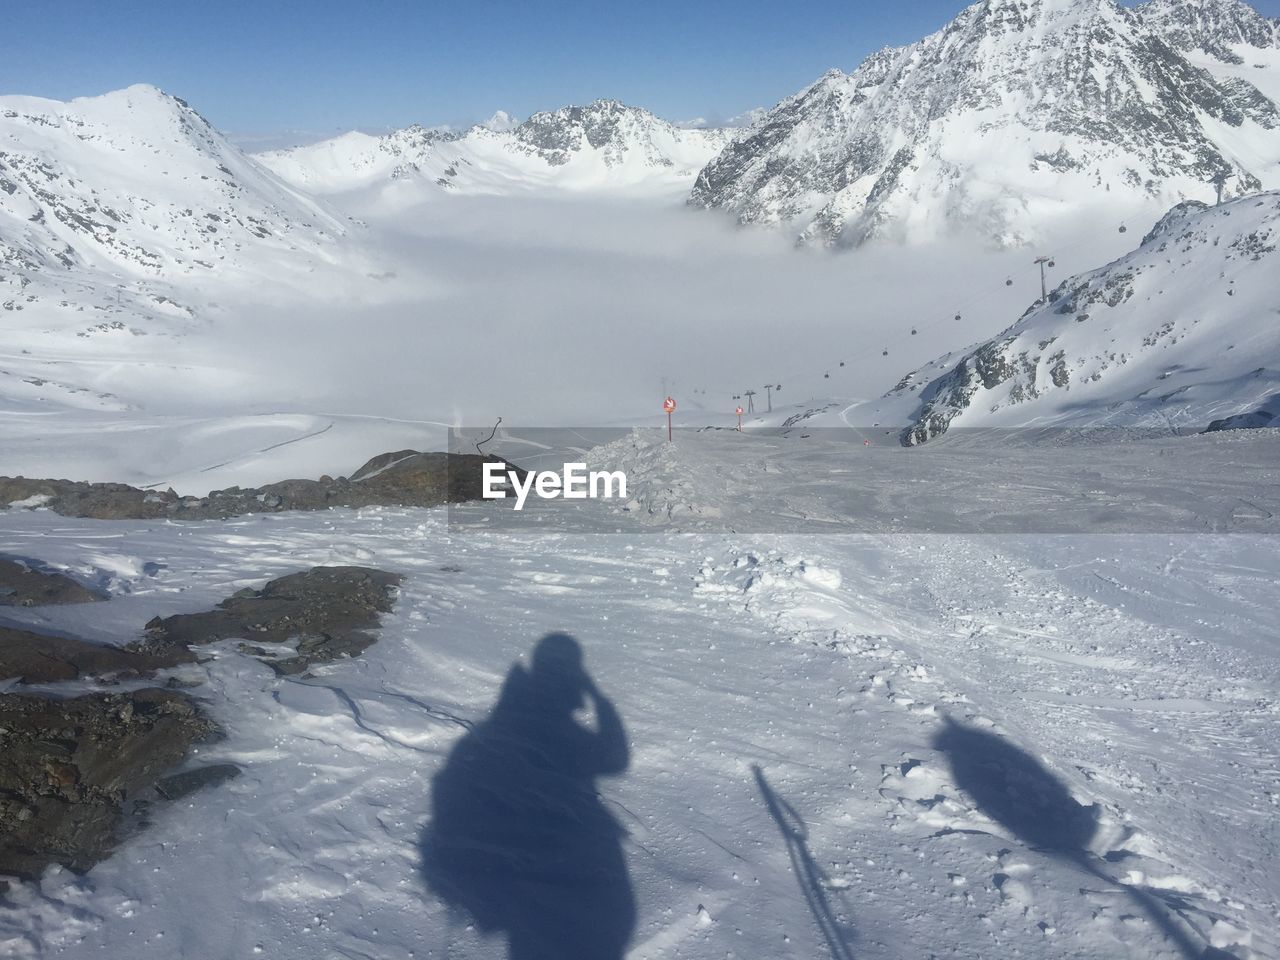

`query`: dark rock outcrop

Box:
[0,450,524,520]
[1205,408,1277,432]
[0,558,105,606]
[0,688,219,879]
[0,558,404,882]
[137,566,403,675]
[0,624,188,684]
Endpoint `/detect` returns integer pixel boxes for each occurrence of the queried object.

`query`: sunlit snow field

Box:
[3,156,1278,960]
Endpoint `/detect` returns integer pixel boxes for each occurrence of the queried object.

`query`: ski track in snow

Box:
[1,491,1276,959]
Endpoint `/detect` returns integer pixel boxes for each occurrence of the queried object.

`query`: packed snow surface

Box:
[2,427,1277,959]
[3,13,1280,958]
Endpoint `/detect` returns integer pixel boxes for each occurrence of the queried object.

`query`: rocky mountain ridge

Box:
[258,99,733,195]
[889,190,1280,442]
[689,0,1280,247]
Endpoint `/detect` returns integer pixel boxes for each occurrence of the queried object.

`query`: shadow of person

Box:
[932,717,1098,854]
[932,717,1229,960]
[420,634,635,960]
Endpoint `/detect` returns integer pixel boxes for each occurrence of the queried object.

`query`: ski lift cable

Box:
[741,225,1112,405]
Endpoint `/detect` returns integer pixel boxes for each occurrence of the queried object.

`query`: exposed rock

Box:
[137,566,403,675]
[1139,0,1280,63]
[0,558,105,606]
[0,688,219,879]
[0,450,526,521]
[0,624,189,684]
[689,0,1279,246]
[1205,407,1278,431]
[895,193,1280,443]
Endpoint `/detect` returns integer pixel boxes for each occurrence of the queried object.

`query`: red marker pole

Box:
[663,396,676,441]
[736,405,743,431]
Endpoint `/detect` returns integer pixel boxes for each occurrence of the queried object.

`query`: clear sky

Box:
[4,0,1280,138]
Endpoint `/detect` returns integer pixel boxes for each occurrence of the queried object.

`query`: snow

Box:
[690,0,1280,247]
[256,101,732,201]
[873,191,1280,442]
[2,430,1277,957]
[3,13,1280,959]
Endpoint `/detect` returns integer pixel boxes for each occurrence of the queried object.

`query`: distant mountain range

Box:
[689,0,1280,247]
[257,100,733,197]
[3,0,1280,433]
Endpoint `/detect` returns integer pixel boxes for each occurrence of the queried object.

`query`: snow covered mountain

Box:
[258,100,733,197]
[1138,0,1280,61]
[0,84,341,279]
[887,190,1280,443]
[1137,0,1280,125]
[0,84,349,413]
[688,0,1280,247]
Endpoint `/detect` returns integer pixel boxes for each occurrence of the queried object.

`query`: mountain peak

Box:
[1137,0,1280,57]
[479,110,517,132]
[0,85,338,279]
[690,0,1280,247]
[257,97,731,193]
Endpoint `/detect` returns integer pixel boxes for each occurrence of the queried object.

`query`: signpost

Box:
[663,396,676,441]
[736,405,744,431]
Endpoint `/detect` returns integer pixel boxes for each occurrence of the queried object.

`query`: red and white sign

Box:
[663,396,676,413]
[735,406,743,416]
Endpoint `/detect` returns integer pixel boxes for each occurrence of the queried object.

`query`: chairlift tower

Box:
[1210,169,1232,206]
[743,389,757,414]
[1033,255,1054,303]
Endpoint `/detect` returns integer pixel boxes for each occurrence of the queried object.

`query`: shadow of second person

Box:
[420,633,635,960]
[932,716,1098,853]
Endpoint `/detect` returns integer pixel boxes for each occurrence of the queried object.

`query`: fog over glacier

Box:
[202,192,1125,427]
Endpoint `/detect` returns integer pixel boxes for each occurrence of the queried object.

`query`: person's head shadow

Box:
[420,633,634,960]
[932,716,1230,960]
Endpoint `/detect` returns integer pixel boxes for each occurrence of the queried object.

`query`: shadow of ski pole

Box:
[752,764,855,960]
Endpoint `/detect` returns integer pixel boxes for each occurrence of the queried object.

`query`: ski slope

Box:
[2,426,1276,959]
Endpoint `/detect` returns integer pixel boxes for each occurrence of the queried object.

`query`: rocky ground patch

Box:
[0,558,105,607]
[1,556,405,883]
[0,449,524,520]
[0,624,185,684]
[0,688,219,881]
[137,566,404,675]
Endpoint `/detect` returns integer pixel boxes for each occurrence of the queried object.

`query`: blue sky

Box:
[4,0,1280,138]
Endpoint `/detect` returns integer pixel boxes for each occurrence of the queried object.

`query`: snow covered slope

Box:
[1139,0,1280,61]
[0,84,342,277]
[887,190,1280,443]
[0,85,357,415]
[689,0,1280,247]
[258,100,733,198]
[2,441,1277,959]
[1139,0,1280,113]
